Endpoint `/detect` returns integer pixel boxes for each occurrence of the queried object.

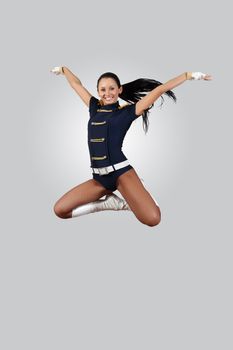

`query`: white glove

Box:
[190,72,207,80]
[50,66,64,75]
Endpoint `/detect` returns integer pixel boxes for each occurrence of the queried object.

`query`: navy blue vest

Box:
[88,96,139,168]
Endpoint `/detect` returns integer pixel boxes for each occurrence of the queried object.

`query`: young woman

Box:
[50,67,212,226]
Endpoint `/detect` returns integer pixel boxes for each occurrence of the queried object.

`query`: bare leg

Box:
[116,169,161,227]
[53,179,113,218]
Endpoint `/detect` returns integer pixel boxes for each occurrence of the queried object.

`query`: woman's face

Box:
[97,78,123,105]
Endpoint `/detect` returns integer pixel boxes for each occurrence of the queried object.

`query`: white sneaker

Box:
[104,193,131,211]
[71,193,131,218]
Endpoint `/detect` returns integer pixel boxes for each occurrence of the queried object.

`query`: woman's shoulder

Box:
[119,102,131,110]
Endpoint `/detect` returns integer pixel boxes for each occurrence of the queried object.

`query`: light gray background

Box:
[1,0,232,349]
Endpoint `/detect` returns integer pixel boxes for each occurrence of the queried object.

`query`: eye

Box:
[100,86,115,91]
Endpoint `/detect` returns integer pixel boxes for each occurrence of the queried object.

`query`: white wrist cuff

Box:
[50,66,63,74]
[191,72,207,80]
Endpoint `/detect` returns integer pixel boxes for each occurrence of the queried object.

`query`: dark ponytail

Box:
[97,72,177,134]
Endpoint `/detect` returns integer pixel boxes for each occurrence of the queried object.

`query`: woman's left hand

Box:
[203,74,213,80]
[187,72,213,80]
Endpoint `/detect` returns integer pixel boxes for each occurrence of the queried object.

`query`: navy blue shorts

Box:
[92,164,133,191]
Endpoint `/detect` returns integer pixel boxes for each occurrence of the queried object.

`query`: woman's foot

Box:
[104,193,131,211]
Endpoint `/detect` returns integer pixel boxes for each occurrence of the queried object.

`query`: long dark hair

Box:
[97,72,177,134]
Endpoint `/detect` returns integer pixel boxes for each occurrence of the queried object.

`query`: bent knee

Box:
[53,203,70,219]
[142,207,161,227]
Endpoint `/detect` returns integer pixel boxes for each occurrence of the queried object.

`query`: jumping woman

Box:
[50,67,212,227]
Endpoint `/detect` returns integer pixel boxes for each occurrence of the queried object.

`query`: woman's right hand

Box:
[50,66,64,75]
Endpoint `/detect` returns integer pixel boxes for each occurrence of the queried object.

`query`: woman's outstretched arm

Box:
[62,66,82,87]
[160,72,187,93]
[135,71,212,115]
[50,66,92,107]
[135,73,187,115]
[161,71,212,93]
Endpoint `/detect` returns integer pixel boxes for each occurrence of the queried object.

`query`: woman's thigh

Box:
[54,178,113,217]
[116,168,161,226]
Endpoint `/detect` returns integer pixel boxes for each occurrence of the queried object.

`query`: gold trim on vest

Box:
[90,138,105,142]
[91,156,107,160]
[97,109,113,112]
[91,121,106,125]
